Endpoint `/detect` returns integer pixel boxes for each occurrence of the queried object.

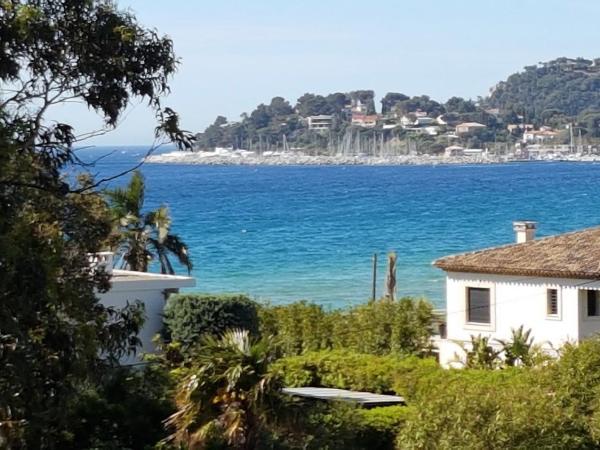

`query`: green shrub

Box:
[272,350,438,395]
[396,368,592,449]
[277,403,409,450]
[339,297,434,356]
[163,293,259,348]
[259,297,435,357]
[259,301,333,355]
[62,366,174,449]
[394,365,522,403]
[542,337,600,443]
[358,404,410,434]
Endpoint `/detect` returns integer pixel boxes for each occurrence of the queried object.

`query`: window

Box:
[547,289,558,316]
[467,287,490,324]
[587,290,600,317]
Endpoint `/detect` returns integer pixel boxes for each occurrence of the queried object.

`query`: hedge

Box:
[163,293,259,348]
[259,297,435,357]
[271,350,439,396]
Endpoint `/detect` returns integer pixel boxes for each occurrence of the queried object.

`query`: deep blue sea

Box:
[80,146,600,308]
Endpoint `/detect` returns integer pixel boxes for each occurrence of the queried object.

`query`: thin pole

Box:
[371,253,377,301]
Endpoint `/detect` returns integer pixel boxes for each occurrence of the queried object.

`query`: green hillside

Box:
[194,57,600,152]
[486,57,600,128]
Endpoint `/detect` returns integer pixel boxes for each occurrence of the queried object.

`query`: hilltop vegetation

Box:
[195,57,600,153]
[486,57,600,119]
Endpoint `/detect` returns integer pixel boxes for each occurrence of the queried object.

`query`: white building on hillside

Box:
[433,222,600,368]
[307,115,333,131]
[92,252,195,364]
[523,128,559,144]
[351,113,378,128]
[456,122,486,135]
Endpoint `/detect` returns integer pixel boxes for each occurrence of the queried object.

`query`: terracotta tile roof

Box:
[433,227,600,279]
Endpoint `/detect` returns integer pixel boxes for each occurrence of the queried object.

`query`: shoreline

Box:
[146,150,600,166]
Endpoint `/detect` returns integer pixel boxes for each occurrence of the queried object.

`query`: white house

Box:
[92,252,196,364]
[455,122,486,135]
[433,222,600,368]
[444,145,464,157]
[351,113,378,128]
[523,128,559,144]
[307,115,333,131]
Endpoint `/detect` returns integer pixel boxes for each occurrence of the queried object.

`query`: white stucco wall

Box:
[439,271,600,367]
[97,270,195,365]
[100,288,168,364]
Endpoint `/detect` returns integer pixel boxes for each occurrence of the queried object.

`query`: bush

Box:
[396,368,592,449]
[272,350,438,395]
[259,301,333,355]
[259,297,435,357]
[358,405,410,441]
[275,403,409,450]
[542,337,600,443]
[163,293,259,348]
[339,298,434,356]
[62,366,174,449]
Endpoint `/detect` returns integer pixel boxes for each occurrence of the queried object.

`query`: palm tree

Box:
[496,325,535,367]
[106,170,192,274]
[164,329,281,449]
[458,334,501,369]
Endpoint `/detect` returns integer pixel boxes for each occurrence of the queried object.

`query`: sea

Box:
[80,146,600,309]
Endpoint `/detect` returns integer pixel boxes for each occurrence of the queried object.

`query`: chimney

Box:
[513,221,537,243]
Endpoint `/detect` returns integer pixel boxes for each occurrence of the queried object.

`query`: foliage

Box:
[457,328,547,370]
[545,338,600,421]
[107,170,192,274]
[445,96,477,114]
[272,350,438,395]
[0,153,147,447]
[275,403,408,450]
[496,325,535,367]
[0,0,191,447]
[395,338,600,449]
[460,334,501,369]
[391,95,445,117]
[195,57,600,154]
[259,297,435,357]
[380,92,409,114]
[397,367,591,449]
[59,366,175,450]
[487,57,600,120]
[164,293,260,349]
[349,90,376,114]
[165,329,282,450]
[258,301,333,355]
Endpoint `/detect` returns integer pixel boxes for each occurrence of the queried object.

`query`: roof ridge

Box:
[433,225,600,266]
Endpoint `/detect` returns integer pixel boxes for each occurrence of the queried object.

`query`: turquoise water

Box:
[87,147,600,308]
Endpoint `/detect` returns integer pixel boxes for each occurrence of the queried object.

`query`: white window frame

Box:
[546,287,562,320]
[464,282,495,332]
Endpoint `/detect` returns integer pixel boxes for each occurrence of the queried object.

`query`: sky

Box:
[60,0,600,145]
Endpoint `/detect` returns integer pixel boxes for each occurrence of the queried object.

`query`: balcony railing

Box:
[88,251,114,275]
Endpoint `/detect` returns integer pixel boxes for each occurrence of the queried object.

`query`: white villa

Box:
[307,114,333,131]
[434,221,600,368]
[455,122,486,135]
[91,252,195,364]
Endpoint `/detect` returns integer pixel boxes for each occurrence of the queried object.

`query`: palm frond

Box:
[107,170,192,275]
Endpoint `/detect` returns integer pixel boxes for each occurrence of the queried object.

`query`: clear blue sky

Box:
[64,0,600,145]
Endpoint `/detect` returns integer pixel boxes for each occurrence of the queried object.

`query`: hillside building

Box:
[307,115,333,131]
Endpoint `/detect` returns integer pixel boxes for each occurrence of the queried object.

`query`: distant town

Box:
[185,57,600,163]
